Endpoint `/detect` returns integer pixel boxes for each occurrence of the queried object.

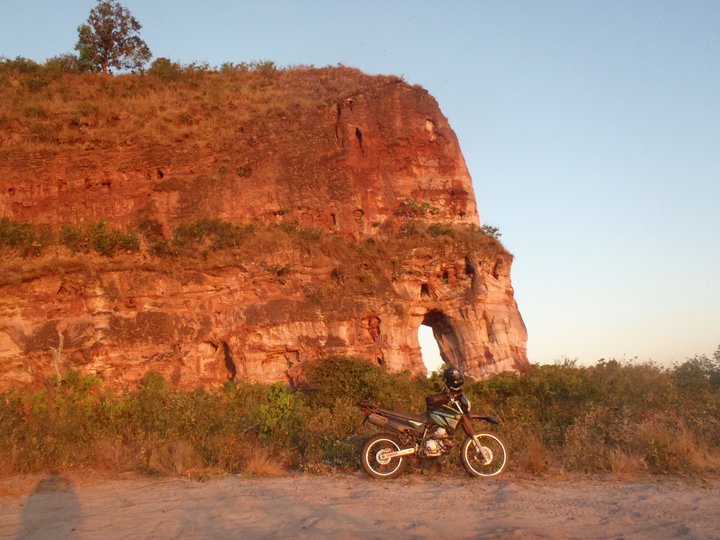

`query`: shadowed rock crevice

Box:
[222,341,236,381]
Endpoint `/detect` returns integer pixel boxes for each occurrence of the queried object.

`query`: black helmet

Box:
[443,366,464,392]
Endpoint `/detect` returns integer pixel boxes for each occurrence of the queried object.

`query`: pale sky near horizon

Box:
[1,1,718,368]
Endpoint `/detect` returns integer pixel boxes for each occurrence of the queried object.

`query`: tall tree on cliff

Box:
[75,0,152,74]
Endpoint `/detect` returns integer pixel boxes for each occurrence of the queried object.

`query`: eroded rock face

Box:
[0,68,528,388]
[1,75,477,236]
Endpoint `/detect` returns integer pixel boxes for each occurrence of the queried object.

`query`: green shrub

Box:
[43,53,82,75]
[0,218,54,256]
[60,221,139,256]
[148,57,183,81]
[170,218,255,254]
[481,224,502,239]
[395,198,440,218]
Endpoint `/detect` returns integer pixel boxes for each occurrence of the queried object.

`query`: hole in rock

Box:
[464,256,475,278]
[355,127,364,152]
[418,324,444,375]
[420,309,464,376]
[222,341,237,381]
[420,283,431,298]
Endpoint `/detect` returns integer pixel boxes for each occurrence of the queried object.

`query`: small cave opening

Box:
[420,283,431,298]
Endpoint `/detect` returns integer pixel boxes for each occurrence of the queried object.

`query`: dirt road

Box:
[0,473,717,539]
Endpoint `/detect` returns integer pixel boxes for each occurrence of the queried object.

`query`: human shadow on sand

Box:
[16,473,82,539]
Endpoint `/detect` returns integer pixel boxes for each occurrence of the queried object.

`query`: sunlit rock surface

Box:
[0,67,528,388]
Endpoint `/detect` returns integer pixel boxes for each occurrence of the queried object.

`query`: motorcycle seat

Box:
[377,408,428,423]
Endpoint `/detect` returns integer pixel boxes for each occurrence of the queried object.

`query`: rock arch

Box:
[421,309,466,372]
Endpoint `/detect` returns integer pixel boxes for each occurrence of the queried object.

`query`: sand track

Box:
[0,473,718,539]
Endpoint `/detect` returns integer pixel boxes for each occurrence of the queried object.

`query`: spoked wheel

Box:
[461,433,507,477]
[361,433,409,479]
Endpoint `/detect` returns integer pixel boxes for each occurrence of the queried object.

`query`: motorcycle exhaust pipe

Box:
[366,412,416,433]
[378,447,416,459]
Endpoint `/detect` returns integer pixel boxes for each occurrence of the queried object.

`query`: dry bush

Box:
[146,439,204,475]
[91,437,143,471]
[563,405,638,473]
[635,416,720,475]
[607,449,646,476]
[518,434,549,476]
[238,442,288,477]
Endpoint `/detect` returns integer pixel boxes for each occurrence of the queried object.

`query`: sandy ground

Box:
[0,472,718,539]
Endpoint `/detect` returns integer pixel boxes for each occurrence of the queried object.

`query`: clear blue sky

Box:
[2,1,718,367]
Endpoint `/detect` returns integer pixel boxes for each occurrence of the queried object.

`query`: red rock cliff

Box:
[0,66,528,388]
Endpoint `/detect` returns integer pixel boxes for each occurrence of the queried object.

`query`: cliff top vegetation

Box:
[0,56,402,160]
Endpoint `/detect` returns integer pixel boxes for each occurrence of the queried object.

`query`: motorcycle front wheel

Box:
[461,433,507,477]
[361,433,409,479]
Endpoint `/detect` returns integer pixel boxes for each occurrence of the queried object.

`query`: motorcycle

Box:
[359,392,507,479]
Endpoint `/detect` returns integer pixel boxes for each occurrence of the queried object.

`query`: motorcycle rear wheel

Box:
[361,433,409,479]
[461,433,507,477]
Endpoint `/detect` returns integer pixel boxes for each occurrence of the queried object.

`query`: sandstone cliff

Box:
[0,65,528,388]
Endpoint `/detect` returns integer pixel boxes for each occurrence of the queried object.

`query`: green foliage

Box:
[481,224,502,239]
[0,56,42,74]
[60,221,140,256]
[673,349,720,393]
[0,54,85,94]
[148,57,183,80]
[75,0,152,74]
[427,223,455,238]
[44,53,82,74]
[395,198,441,218]
[301,355,433,411]
[254,384,296,441]
[1,351,720,476]
[169,219,255,254]
[0,218,54,256]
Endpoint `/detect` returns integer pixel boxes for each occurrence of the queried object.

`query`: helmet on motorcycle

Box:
[443,366,464,392]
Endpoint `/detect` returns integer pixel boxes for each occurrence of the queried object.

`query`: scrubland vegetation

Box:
[0,55,398,162]
[1,352,719,478]
[0,215,503,259]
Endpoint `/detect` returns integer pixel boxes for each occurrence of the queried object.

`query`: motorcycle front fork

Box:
[471,435,493,465]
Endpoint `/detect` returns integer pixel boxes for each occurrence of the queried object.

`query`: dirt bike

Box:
[359,392,507,479]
